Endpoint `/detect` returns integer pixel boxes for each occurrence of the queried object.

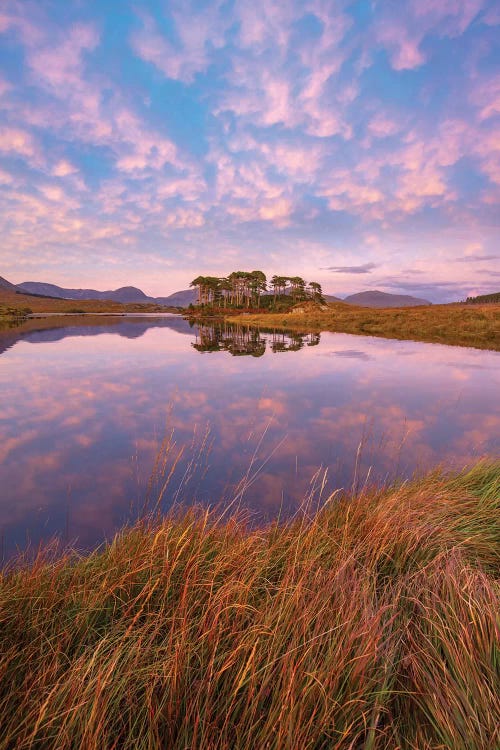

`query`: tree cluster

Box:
[190,271,324,308]
[465,292,500,304]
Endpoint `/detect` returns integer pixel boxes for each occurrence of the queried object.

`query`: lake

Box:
[1,315,498,559]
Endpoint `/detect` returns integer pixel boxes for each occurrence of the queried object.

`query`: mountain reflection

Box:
[0,317,322,359]
[192,322,320,356]
[0,314,193,355]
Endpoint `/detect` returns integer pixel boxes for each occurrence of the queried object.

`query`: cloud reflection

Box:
[0,318,498,558]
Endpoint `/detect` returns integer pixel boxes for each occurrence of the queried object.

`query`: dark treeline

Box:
[465,291,500,304]
[190,271,324,308]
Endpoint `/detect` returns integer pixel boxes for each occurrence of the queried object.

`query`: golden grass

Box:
[1,461,499,749]
[227,302,500,351]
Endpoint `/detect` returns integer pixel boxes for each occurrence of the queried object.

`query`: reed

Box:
[0,461,498,749]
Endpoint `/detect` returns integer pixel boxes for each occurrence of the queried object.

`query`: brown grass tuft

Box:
[0,462,499,748]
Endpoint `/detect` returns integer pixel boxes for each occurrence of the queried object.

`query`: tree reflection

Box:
[192,323,321,356]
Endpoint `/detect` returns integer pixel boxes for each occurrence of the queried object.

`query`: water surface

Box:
[1,316,498,558]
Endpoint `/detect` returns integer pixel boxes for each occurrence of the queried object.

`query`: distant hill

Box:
[156,289,198,306]
[0,275,18,292]
[17,281,195,307]
[342,290,431,308]
[18,282,150,304]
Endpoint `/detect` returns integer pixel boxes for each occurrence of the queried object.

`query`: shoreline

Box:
[224,301,500,351]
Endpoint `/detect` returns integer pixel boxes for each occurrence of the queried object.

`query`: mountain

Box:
[0,275,18,292]
[156,289,197,306]
[342,290,431,308]
[102,286,150,303]
[18,281,150,304]
[17,281,194,306]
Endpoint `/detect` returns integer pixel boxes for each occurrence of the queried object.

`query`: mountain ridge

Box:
[0,275,19,292]
[343,290,431,307]
[17,281,195,307]
[8,277,430,308]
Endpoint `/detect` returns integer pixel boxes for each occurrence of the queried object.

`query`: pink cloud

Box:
[0,167,13,184]
[28,23,99,91]
[0,6,42,47]
[37,184,66,202]
[394,170,448,211]
[409,0,484,36]
[298,5,355,135]
[320,172,384,211]
[259,141,326,180]
[473,130,500,187]
[0,75,12,97]
[470,74,500,121]
[236,0,296,52]
[304,116,488,220]
[157,174,206,201]
[131,15,188,81]
[0,126,41,161]
[52,160,78,177]
[131,2,229,83]
[164,208,205,229]
[211,146,285,204]
[375,20,425,70]
[226,196,293,227]
[375,0,485,70]
[258,197,293,223]
[368,114,401,138]
[216,62,300,130]
[216,2,354,139]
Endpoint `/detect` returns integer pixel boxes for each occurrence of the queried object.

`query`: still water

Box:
[0,315,498,558]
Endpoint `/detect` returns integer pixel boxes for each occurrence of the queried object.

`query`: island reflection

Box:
[192,322,320,356]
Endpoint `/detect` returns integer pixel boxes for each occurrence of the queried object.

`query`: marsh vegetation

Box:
[227,302,500,351]
[1,462,498,749]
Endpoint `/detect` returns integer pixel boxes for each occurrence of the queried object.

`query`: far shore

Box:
[1,287,499,351]
[0,287,180,317]
[225,301,500,351]
[26,311,180,318]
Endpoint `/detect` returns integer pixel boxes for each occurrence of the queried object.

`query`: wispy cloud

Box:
[456,254,499,262]
[131,2,229,83]
[323,263,378,274]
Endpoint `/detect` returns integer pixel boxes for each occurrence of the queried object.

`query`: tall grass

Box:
[0,462,499,749]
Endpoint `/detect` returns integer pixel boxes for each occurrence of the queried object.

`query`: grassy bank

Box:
[227,302,500,351]
[0,304,32,327]
[1,462,499,749]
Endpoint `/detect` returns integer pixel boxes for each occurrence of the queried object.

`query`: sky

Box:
[0,0,499,301]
